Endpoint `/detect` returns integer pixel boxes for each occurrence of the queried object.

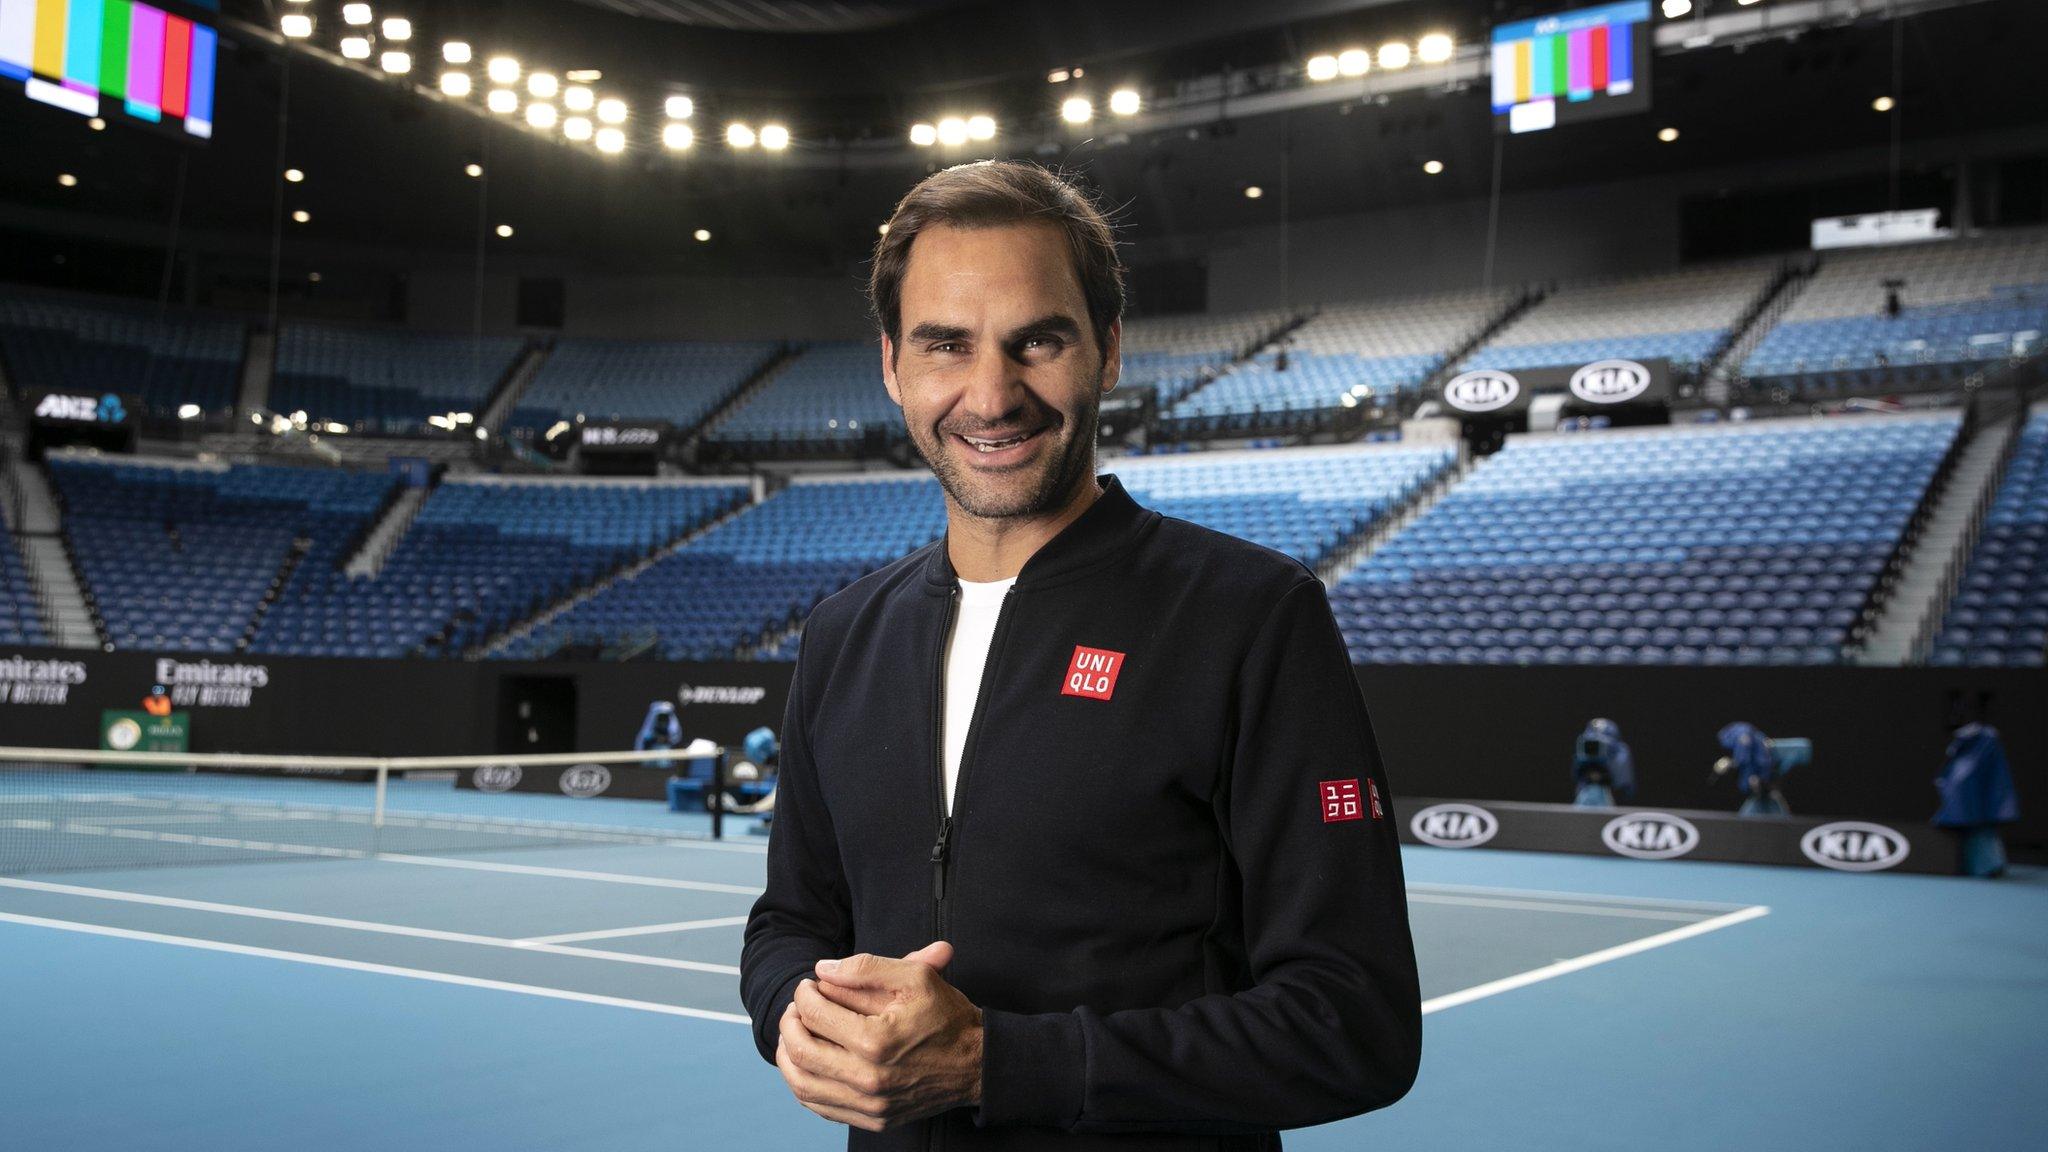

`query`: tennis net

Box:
[0,745,741,876]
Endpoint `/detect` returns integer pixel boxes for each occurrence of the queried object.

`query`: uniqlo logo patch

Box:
[1060,645,1125,701]
[1321,779,1372,824]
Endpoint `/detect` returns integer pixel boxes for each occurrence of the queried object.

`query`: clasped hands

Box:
[775,940,985,1132]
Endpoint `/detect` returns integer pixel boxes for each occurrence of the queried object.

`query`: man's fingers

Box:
[809,975,893,1015]
[902,940,954,971]
[775,1012,890,1130]
[817,950,932,993]
[795,979,879,1052]
[780,998,886,1092]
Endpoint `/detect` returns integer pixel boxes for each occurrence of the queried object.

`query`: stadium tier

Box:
[1,531,48,645]
[1930,407,2048,667]
[1332,414,1962,666]
[1742,231,2048,388]
[704,342,900,450]
[1119,308,1293,405]
[1461,262,1780,375]
[46,457,397,653]
[506,338,782,436]
[0,292,244,419]
[254,476,746,658]
[1166,291,1509,428]
[271,323,524,435]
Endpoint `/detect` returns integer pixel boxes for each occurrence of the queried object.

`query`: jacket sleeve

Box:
[974,578,1422,1134]
[740,635,855,1065]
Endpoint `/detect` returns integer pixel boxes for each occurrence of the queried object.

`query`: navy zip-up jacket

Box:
[742,475,1422,1150]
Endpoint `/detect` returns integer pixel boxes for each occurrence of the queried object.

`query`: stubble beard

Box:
[909,365,1102,521]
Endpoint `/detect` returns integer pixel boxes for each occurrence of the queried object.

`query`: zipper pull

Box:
[930,816,953,901]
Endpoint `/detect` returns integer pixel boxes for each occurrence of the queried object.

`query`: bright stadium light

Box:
[1658,126,1680,142]
[1418,33,1454,64]
[966,115,995,141]
[662,122,693,149]
[1305,54,1339,82]
[1061,97,1092,124]
[486,56,520,85]
[694,229,711,242]
[1423,159,1444,174]
[1872,95,1895,112]
[1108,89,1140,116]
[342,3,371,26]
[496,224,513,237]
[726,122,755,148]
[284,168,304,183]
[380,51,410,75]
[597,98,628,124]
[340,37,371,60]
[1046,68,1069,83]
[1661,0,1692,16]
[878,223,889,236]
[595,127,626,153]
[177,404,201,420]
[760,124,790,150]
[439,71,470,97]
[1243,185,1262,199]
[564,86,594,112]
[87,117,104,130]
[57,172,77,187]
[528,73,558,99]
[280,13,313,38]
[443,41,471,64]
[909,122,937,146]
[565,116,593,141]
[935,117,967,146]
[381,17,409,41]
[566,69,601,82]
[291,209,310,223]
[465,163,483,177]
[666,95,694,119]
[525,102,557,130]
[486,88,517,114]
[1338,48,1369,77]
[1378,42,1411,70]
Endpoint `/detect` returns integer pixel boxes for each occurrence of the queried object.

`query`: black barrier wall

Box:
[3,646,2037,851]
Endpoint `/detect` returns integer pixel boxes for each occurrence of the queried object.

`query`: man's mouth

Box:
[953,426,1047,454]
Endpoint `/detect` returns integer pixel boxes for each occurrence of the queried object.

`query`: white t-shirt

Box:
[941,576,1016,815]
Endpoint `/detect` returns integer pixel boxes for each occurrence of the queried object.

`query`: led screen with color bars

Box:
[1491,1,1651,135]
[0,0,215,138]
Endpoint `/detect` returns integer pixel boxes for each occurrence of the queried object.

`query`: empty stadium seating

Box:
[0,292,244,419]
[272,323,523,435]
[1743,231,2048,388]
[1120,309,1292,406]
[507,339,781,436]
[1,532,48,645]
[1931,406,2048,667]
[1332,414,1962,665]
[254,476,746,658]
[47,457,397,653]
[706,342,899,450]
[1461,263,1778,375]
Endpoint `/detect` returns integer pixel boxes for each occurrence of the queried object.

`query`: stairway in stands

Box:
[5,459,101,648]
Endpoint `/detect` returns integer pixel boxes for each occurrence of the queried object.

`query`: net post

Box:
[711,746,726,841]
[373,759,388,829]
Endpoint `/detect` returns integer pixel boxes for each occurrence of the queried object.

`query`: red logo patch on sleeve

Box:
[1321,779,1366,824]
[1061,645,1125,701]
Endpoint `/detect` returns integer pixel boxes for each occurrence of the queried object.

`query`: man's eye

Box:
[931,341,965,354]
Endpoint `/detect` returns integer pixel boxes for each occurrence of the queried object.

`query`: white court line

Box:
[0,876,742,976]
[1406,893,1708,922]
[1419,904,1771,1016]
[375,853,764,895]
[0,911,751,1024]
[1404,881,1754,912]
[517,916,753,946]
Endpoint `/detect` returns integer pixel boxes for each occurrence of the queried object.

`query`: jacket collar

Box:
[922,473,1156,592]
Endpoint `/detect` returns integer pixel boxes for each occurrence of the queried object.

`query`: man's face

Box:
[882,221,1119,521]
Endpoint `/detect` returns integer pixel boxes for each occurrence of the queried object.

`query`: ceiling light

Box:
[936,117,968,146]
[57,173,77,187]
[566,69,601,82]
[86,117,104,130]
[1338,49,1369,77]
[496,224,513,238]
[564,86,593,112]
[380,17,409,40]
[760,124,790,150]
[1422,160,1444,174]
[525,102,557,130]
[1306,54,1339,82]
[1378,42,1411,70]
[486,56,519,85]
[439,71,470,97]
[666,96,693,119]
[292,209,310,223]
[596,97,627,124]
[442,41,470,64]
[284,168,304,183]
[1418,34,1454,64]
[528,73,558,99]
[1662,0,1692,16]
[909,122,936,146]
[662,123,692,149]
[878,223,889,236]
[486,88,517,114]
[341,3,371,26]
[694,229,711,242]
[1244,185,1263,199]
[1071,67,1083,78]
[1108,89,1140,116]
[177,404,201,419]
[965,115,995,141]
[1657,126,1680,142]
[1047,69,1069,83]
[380,51,410,75]
[280,14,312,37]
[595,127,625,153]
[465,163,483,177]
[565,116,593,142]
[1061,97,1091,124]
[726,122,755,148]
[1872,95,1895,112]
[340,37,370,60]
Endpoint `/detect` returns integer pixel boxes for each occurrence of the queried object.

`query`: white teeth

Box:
[965,433,1027,452]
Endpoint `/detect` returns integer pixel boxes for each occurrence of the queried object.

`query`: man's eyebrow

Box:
[907,322,972,345]
[1003,314,1083,344]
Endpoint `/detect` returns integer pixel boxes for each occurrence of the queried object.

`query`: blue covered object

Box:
[1718,722,1778,794]
[1572,718,1635,805]
[743,726,779,768]
[1934,723,2020,829]
[636,702,684,769]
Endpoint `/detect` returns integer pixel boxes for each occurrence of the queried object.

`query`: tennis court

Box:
[3,760,2043,1151]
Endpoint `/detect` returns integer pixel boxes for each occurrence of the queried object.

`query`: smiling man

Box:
[741,160,1421,1151]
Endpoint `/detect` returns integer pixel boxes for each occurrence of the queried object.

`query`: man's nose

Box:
[959,348,1023,424]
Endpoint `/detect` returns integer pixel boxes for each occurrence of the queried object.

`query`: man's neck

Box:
[945,475,1101,583]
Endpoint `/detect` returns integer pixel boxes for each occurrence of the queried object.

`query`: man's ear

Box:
[881,334,903,408]
[1101,319,1122,395]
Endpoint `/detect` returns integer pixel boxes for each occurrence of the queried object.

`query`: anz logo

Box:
[1442,370,1522,414]
[1800,822,1911,872]
[1601,812,1701,860]
[1568,360,1652,405]
[35,392,126,423]
[1409,803,1499,849]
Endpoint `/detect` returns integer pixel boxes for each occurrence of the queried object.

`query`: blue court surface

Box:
[2,772,2042,1151]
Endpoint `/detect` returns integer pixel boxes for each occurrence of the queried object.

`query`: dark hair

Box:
[869,160,1125,362]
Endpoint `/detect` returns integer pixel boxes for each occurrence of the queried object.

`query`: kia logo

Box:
[1569,359,1651,404]
[1601,812,1701,860]
[558,764,612,798]
[473,764,522,794]
[1800,822,1911,872]
[1442,370,1522,413]
[1409,803,1499,848]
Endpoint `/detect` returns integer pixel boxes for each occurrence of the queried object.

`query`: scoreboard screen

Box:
[0,0,216,138]
[1491,1,1651,135]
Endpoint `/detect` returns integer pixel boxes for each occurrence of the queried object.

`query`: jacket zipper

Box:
[930,586,1016,941]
